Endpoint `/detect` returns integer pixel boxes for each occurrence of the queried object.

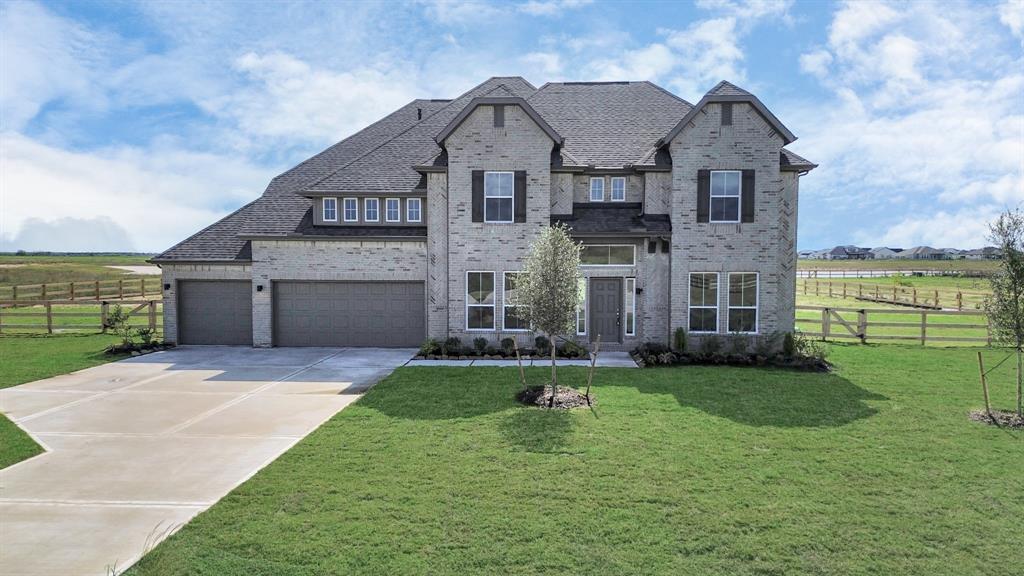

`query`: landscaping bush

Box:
[442,337,461,356]
[673,327,687,352]
[698,335,723,356]
[484,346,501,357]
[473,337,488,353]
[534,335,551,356]
[631,332,830,372]
[419,338,441,356]
[728,335,750,355]
[557,340,588,359]
[500,337,515,354]
[782,331,796,356]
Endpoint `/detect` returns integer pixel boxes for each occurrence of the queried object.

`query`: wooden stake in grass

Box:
[585,334,601,406]
[977,351,994,423]
[512,338,527,391]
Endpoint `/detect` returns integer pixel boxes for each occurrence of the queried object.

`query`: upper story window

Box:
[407,198,422,222]
[322,198,338,222]
[710,170,741,223]
[343,198,358,222]
[610,177,626,201]
[364,198,379,222]
[580,245,635,266]
[385,198,401,222]
[589,177,605,201]
[484,171,514,223]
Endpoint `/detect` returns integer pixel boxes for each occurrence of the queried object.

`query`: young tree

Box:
[985,208,1024,419]
[512,223,583,405]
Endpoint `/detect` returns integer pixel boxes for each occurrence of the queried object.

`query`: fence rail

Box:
[0,277,159,303]
[795,305,990,346]
[0,300,162,334]
[800,278,989,311]
[798,268,990,279]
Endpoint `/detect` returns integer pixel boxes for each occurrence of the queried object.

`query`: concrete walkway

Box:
[404,351,637,367]
[0,346,415,576]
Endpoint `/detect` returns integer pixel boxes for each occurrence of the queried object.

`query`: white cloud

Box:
[0,132,275,252]
[857,209,1000,250]
[587,43,676,82]
[1000,0,1024,41]
[0,217,135,252]
[664,17,746,99]
[799,49,832,79]
[518,0,593,16]
[521,52,563,76]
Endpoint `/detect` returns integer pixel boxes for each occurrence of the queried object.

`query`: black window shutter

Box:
[514,171,527,223]
[741,169,755,223]
[696,169,710,223]
[472,170,484,222]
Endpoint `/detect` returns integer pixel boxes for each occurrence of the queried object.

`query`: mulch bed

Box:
[516,385,592,409]
[969,409,1024,429]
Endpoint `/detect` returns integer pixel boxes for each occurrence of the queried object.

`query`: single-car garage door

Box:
[177,280,253,345]
[273,281,424,347]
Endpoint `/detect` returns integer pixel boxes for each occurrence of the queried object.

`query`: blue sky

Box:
[1,0,1021,252]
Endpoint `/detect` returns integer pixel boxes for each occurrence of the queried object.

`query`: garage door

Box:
[273,281,424,347]
[177,280,253,345]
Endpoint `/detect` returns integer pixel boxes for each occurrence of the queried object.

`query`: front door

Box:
[589,278,622,343]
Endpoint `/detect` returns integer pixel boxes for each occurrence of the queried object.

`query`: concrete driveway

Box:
[0,346,415,576]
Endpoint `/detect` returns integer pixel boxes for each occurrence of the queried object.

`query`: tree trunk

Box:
[1018,347,1023,419]
[512,338,527,391]
[549,332,557,408]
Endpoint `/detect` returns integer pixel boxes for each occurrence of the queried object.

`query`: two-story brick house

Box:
[153,77,815,349]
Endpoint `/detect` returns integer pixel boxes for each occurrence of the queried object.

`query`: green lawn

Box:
[798,258,998,274]
[129,345,1023,576]
[0,333,128,469]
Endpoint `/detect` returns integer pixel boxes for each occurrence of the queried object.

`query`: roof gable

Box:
[658,81,796,146]
[435,97,563,145]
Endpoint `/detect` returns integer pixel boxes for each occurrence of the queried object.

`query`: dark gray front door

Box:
[177,280,253,345]
[589,278,622,343]
[273,281,424,347]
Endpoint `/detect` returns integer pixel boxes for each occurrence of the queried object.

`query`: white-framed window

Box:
[728,272,759,333]
[611,177,626,201]
[466,271,495,331]
[385,198,401,222]
[343,198,358,222]
[364,198,379,222]
[484,171,514,223]
[710,170,741,223]
[624,277,636,336]
[590,177,605,201]
[576,278,587,335]
[580,245,635,266]
[407,198,422,222]
[322,197,338,222]
[689,272,719,333]
[503,272,529,331]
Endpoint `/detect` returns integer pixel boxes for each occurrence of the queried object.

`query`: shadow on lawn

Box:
[620,367,887,428]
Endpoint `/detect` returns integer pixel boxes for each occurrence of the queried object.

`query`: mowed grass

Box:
[0,413,43,469]
[129,345,1023,576]
[0,254,158,288]
[798,258,998,273]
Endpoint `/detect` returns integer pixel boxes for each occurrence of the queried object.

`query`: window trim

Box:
[385,197,401,223]
[406,198,422,223]
[727,272,760,334]
[576,277,587,335]
[580,244,636,267]
[589,177,605,201]
[364,198,379,222]
[709,170,742,224]
[483,170,514,224]
[688,272,720,334]
[502,271,529,332]
[342,198,358,222]
[624,277,636,336]
[610,177,626,202]
[466,270,496,332]
[322,197,338,222]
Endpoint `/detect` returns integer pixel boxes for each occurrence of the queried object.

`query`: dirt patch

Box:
[969,409,1024,429]
[516,385,592,409]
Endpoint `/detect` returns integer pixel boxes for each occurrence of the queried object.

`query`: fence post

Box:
[11,285,16,301]
[957,291,963,311]
[141,278,146,297]
[101,302,109,333]
[912,288,918,306]
[858,284,863,298]
[46,302,53,334]
[41,284,47,300]
[920,312,927,345]
[935,289,940,308]
[829,282,833,298]
[95,280,100,301]
[842,283,847,299]
[149,301,156,332]
[893,285,897,303]
[986,315,992,346]
[822,308,831,341]
[815,281,820,296]
[875,285,880,300]
[118,280,124,299]
[858,309,867,343]
[70,281,76,301]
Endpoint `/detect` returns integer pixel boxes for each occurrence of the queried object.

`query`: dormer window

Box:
[343,198,358,222]
[322,198,338,222]
[484,171,514,223]
[710,170,741,223]
[365,198,379,222]
[611,177,626,201]
[385,198,401,222]
[590,177,604,201]
[407,198,422,222]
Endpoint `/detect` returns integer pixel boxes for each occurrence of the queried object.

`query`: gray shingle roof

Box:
[151,200,257,262]
[552,203,671,236]
[780,148,818,171]
[706,80,751,97]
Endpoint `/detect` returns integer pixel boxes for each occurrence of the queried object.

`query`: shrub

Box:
[754,332,781,357]
[558,340,588,359]
[442,337,461,356]
[782,332,796,357]
[698,335,723,356]
[136,327,155,346]
[657,352,677,365]
[459,346,476,357]
[419,338,441,356]
[534,335,551,355]
[484,346,500,356]
[728,335,750,355]
[473,337,488,353]
[793,332,828,361]
[673,327,687,352]
[500,337,515,353]
[105,305,135,347]
[633,341,670,356]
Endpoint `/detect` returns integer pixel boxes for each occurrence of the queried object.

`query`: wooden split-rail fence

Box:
[0,277,158,303]
[0,300,162,334]
[796,305,990,346]
[800,278,989,311]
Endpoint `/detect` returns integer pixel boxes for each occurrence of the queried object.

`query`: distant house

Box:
[941,248,965,259]
[798,250,817,259]
[827,245,871,260]
[904,246,945,260]
[870,247,903,259]
[965,246,1001,260]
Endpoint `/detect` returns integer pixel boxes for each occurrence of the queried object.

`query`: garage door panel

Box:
[273,281,424,347]
[178,281,252,345]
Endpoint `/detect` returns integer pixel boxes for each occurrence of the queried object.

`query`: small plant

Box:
[459,345,476,357]
[699,335,723,356]
[500,337,515,354]
[473,337,489,353]
[419,338,441,356]
[105,305,136,348]
[443,337,461,356]
[754,331,782,357]
[136,327,155,346]
[558,340,588,359]
[673,327,687,353]
[782,331,796,357]
[793,332,828,362]
[728,335,750,355]
[636,341,670,356]
[484,346,500,356]
[534,335,551,356]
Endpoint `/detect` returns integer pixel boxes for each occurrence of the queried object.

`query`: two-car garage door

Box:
[273,281,425,347]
